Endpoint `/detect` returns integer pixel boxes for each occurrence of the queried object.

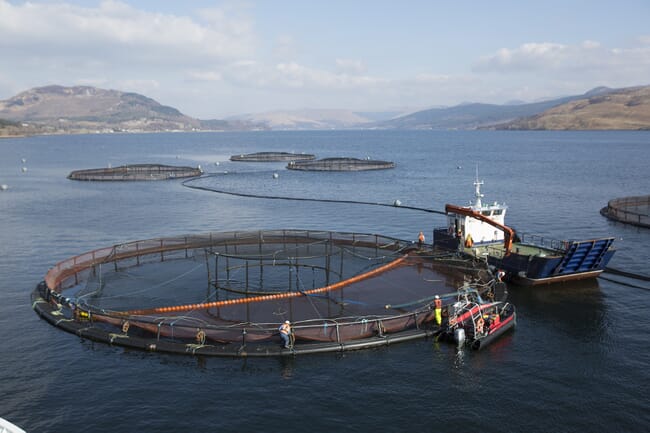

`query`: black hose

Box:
[603,267,650,282]
[182,174,446,215]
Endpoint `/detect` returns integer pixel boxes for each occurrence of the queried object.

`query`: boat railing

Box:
[517,233,568,252]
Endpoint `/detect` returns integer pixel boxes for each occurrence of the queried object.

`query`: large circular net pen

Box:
[32,230,489,356]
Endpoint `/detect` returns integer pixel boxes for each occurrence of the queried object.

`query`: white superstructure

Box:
[446,176,508,247]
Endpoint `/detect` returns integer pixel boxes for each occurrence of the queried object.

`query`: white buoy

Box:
[273,173,279,179]
[21,167,27,173]
[393,200,401,207]
[21,158,27,164]
[1,184,8,191]
[454,328,466,345]
[215,161,220,166]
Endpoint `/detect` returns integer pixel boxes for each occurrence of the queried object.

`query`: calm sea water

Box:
[1,130,649,432]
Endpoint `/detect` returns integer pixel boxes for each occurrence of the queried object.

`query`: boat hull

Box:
[487,245,615,286]
[434,228,616,286]
[470,312,516,350]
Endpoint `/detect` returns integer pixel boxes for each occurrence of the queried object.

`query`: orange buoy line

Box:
[120,255,408,317]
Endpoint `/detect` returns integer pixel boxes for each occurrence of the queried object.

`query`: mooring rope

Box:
[603,267,650,282]
[182,174,446,215]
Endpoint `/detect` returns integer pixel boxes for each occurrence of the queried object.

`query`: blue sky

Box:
[1,0,649,118]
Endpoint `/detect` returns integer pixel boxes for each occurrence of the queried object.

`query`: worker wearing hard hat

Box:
[434,295,443,326]
[279,320,292,349]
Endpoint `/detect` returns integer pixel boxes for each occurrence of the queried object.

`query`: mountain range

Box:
[2,84,650,137]
[0,85,266,136]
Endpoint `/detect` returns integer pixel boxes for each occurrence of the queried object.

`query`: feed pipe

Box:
[122,254,408,316]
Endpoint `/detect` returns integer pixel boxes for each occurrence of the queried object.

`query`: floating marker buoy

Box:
[457,165,462,169]
[215,161,220,166]
[454,327,466,345]
[1,184,8,191]
[393,200,401,207]
[21,167,27,173]
[21,158,27,163]
[273,173,279,179]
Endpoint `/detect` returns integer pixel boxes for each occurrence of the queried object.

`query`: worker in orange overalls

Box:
[434,295,442,326]
[418,231,425,249]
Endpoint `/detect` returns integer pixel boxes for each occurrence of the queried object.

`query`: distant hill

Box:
[493,86,650,130]
[372,95,591,130]
[229,108,408,130]
[0,85,265,135]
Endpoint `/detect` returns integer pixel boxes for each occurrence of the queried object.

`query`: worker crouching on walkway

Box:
[279,320,292,349]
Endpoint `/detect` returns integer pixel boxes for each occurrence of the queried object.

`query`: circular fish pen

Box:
[230,152,316,162]
[68,164,203,181]
[600,195,650,228]
[32,229,491,357]
[287,157,395,171]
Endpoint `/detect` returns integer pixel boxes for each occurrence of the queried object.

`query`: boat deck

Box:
[471,242,561,259]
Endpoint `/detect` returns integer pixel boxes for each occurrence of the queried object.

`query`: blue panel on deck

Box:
[554,238,614,274]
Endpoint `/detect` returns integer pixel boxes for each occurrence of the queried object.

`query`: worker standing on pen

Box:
[434,295,442,326]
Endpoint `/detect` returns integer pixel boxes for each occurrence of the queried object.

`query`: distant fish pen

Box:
[32,229,491,357]
[287,157,395,171]
[600,195,650,228]
[230,152,316,162]
[68,164,203,181]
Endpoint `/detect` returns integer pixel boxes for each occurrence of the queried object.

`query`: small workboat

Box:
[439,287,516,350]
[434,175,616,286]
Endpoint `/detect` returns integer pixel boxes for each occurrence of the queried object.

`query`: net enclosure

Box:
[230,152,316,162]
[68,164,203,181]
[600,195,650,228]
[33,230,492,357]
[287,157,395,171]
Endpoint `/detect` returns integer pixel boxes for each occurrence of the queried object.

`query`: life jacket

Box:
[418,232,425,243]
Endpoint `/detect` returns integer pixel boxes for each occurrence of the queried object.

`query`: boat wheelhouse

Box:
[434,176,616,286]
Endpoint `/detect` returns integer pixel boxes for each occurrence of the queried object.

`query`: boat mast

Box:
[473,165,484,208]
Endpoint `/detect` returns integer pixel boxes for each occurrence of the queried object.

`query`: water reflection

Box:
[279,357,295,380]
[508,279,607,343]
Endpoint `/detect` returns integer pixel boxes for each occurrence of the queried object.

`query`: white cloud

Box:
[187,71,223,82]
[0,0,255,65]
[474,40,650,75]
[335,59,367,74]
[272,34,298,60]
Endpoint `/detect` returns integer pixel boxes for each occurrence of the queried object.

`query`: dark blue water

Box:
[1,131,649,432]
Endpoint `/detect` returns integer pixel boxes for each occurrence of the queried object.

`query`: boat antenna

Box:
[473,164,484,208]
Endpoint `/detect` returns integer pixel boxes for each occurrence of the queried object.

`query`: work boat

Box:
[433,177,616,286]
[439,287,516,350]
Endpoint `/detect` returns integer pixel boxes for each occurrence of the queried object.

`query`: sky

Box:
[1,0,650,119]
